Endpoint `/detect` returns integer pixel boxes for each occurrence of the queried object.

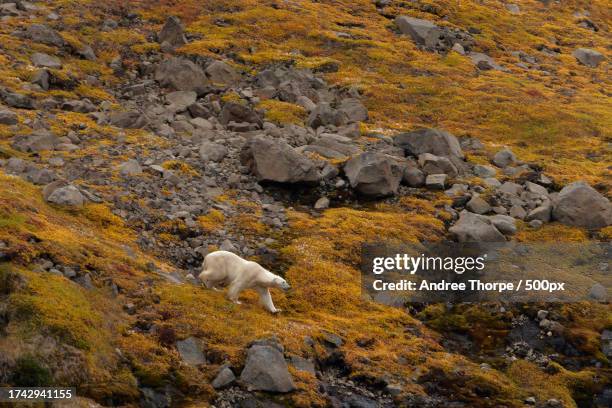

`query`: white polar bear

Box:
[198,250,290,313]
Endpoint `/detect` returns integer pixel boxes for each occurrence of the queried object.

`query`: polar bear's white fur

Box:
[198,250,290,313]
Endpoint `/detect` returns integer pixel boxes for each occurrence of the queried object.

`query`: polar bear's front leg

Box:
[255,287,280,313]
[227,281,245,304]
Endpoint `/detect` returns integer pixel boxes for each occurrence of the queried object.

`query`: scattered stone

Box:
[449,211,506,242]
[552,181,612,229]
[473,164,497,178]
[483,177,501,188]
[466,195,491,214]
[589,283,607,302]
[573,48,604,68]
[506,4,520,14]
[176,337,206,366]
[344,152,403,197]
[489,214,517,235]
[492,148,517,168]
[469,52,504,70]
[419,153,458,177]
[395,16,473,53]
[46,184,85,206]
[240,343,296,393]
[12,131,58,152]
[526,201,552,223]
[219,102,263,128]
[199,142,228,163]
[25,24,65,47]
[158,16,187,48]
[119,159,142,177]
[289,356,316,375]
[509,205,527,220]
[0,110,18,125]
[528,219,543,229]
[425,174,447,190]
[314,197,330,210]
[31,52,62,69]
[109,110,148,129]
[403,166,425,187]
[211,366,236,389]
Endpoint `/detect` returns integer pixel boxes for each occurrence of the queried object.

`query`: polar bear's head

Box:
[273,277,291,291]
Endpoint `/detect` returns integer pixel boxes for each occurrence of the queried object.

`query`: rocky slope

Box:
[0,0,610,407]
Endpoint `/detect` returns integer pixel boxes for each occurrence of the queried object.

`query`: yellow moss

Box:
[161,160,199,177]
[515,223,589,242]
[220,91,244,104]
[197,209,225,233]
[117,333,174,387]
[257,99,307,125]
[9,269,112,351]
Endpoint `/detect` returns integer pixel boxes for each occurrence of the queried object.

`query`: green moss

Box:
[11,355,53,387]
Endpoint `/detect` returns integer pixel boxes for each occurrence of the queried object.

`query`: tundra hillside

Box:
[0,0,610,407]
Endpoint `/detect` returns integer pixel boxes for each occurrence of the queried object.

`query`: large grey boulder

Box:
[395,16,474,52]
[31,52,62,69]
[25,24,65,47]
[344,152,403,197]
[219,102,262,127]
[240,344,296,393]
[46,185,85,206]
[337,98,368,123]
[395,16,438,46]
[307,102,347,128]
[155,57,209,94]
[573,48,604,68]
[242,136,321,184]
[552,181,612,229]
[418,153,458,177]
[165,90,197,112]
[205,61,241,86]
[449,211,506,242]
[158,16,187,48]
[394,128,464,159]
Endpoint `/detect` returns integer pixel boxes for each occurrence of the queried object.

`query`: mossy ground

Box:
[0,0,610,406]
